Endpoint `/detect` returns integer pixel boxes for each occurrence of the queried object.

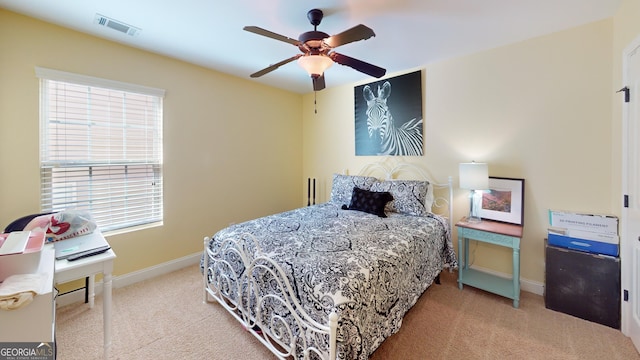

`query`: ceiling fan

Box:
[244,9,386,91]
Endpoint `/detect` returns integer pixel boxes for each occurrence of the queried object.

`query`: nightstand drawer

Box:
[458,226,520,247]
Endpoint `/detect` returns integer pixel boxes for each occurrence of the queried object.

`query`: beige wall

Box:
[0,10,303,276]
[303,19,614,285]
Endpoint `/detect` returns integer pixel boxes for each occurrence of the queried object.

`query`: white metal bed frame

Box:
[203,160,453,360]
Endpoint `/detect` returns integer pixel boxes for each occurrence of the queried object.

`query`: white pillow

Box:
[329,174,379,206]
[370,179,432,216]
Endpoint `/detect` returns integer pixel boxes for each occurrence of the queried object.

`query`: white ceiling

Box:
[0,0,621,94]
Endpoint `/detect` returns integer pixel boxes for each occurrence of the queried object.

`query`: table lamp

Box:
[459,162,489,223]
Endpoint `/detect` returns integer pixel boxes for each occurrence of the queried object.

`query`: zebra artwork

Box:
[356,72,423,156]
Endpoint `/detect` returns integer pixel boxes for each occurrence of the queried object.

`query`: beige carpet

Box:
[56,265,639,359]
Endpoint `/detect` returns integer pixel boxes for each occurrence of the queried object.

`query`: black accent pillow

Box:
[341,187,394,218]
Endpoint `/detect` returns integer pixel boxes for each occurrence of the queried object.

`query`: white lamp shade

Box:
[297,55,333,76]
[459,162,489,190]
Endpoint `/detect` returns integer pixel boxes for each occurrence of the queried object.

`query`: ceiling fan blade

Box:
[243,26,301,46]
[324,24,375,48]
[329,52,386,78]
[312,74,326,91]
[250,54,302,78]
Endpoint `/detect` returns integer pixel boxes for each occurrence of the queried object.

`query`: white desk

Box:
[51,231,116,358]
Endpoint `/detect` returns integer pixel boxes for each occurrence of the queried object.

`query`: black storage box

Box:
[544,241,620,329]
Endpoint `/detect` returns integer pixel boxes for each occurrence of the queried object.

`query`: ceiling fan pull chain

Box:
[314,91,318,114]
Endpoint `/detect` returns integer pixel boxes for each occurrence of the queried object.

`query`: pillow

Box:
[370,180,431,216]
[329,174,379,205]
[24,210,97,242]
[341,187,393,218]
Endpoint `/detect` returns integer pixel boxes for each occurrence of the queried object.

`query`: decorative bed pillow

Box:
[341,187,393,218]
[370,180,431,216]
[329,174,379,205]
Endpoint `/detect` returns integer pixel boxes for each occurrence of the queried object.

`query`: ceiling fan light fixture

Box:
[297,55,333,76]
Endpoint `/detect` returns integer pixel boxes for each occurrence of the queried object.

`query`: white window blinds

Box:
[36,67,164,232]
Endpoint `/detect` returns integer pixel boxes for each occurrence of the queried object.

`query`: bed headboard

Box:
[356,159,453,228]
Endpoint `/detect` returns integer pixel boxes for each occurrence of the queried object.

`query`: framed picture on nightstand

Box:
[479,177,525,225]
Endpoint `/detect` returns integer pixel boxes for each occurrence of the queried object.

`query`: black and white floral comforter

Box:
[204,202,457,360]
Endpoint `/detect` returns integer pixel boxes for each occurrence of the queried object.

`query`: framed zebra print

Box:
[354,70,424,156]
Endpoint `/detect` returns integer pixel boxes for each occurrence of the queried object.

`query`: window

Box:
[36,67,164,232]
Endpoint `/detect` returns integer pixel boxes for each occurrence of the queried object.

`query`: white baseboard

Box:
[113,252,202,289]
[469,264,545,296]
[56,252,202,307]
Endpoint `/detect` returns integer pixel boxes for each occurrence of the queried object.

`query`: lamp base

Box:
[466,189,483,223]
[465,215,483,223]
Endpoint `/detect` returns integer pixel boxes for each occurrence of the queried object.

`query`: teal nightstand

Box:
[456,218,523,308]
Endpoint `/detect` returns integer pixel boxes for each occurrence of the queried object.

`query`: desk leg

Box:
[513,247,520,308]
[103,272,113,358]
[88,275,95,309]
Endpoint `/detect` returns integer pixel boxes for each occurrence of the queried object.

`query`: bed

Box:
[202,161,457,360]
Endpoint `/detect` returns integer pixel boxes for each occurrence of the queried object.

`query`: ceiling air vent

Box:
[94,14,140,36]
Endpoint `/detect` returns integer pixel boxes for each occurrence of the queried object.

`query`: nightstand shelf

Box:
[458,268,517,299]
[456,218,523,308]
